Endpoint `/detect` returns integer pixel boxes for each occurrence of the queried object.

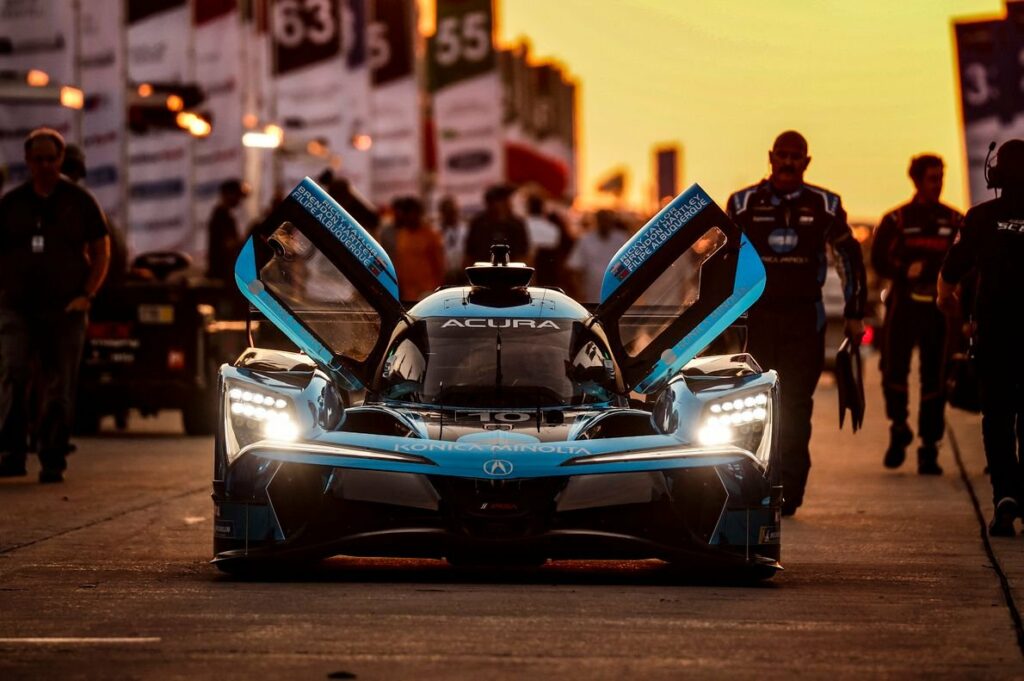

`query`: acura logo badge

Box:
[483,459,513,476]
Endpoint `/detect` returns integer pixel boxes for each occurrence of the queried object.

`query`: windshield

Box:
[377,318,618,407]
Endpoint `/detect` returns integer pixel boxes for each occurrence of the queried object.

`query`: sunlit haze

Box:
[425,0,1004,219]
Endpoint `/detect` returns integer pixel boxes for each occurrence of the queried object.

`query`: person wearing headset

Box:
[872,154,962,474]
[939,139,1024,536]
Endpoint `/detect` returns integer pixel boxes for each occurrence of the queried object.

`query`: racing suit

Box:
[871,201,962,451]
[940,194,1024,505]
[728,180,866,510]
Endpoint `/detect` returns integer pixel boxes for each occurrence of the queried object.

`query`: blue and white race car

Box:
[212,179,781,578]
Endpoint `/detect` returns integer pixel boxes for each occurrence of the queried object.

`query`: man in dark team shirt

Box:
[939,139,1024,536]
[463,184,529,267]
[872,154,961,474]
[728,130,866,517]
[0,128,110,483]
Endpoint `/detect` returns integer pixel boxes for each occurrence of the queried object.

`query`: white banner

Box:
[434,73,502,215]
[0,0,77,191]
[273,0,347,191]
[80,0,125,223]
[371,78,420,205]
[194,3,245,259]
[431,0,502,215]
[339,0,372,195]
[370,0,420,206]
[126,0,193,256]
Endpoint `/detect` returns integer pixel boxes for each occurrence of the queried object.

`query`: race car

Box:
[212,178,782,578]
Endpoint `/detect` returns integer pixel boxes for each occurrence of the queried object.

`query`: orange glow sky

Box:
[423,0,1007,219]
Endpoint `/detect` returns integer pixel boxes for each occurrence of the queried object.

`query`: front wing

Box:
[212,436,782,572]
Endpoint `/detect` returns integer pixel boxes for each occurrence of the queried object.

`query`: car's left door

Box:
[234,178,406,390]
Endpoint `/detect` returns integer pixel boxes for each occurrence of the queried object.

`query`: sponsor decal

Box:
[483,459,513,476]
[446,149,493,172]
[767,228,799,254]
[440,318,560,329]
[758,525,781,544]
[129,178,185,200]
[798,215,814,225]
[611,193,711,278]
[393,441,589,455]
[214,520,234,537]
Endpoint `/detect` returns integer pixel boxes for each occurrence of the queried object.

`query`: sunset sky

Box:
[426,0,1007,219]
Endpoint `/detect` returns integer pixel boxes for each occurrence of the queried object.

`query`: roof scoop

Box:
[465,243,534,288]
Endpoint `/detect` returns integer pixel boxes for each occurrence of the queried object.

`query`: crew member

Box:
[0,128,110,482]
[728,130,866,517]
[872,154,961,474]
[207,179,248,284]
[939,139,1024,536]
[464,185,529,267]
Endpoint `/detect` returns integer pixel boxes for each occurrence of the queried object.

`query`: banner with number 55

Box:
[430,0,504,215]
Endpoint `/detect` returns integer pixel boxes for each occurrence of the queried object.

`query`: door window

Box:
[260,222,381,361]
[619,226,727,357]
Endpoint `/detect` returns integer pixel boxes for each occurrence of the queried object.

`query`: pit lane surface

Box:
[0,364,1021,679]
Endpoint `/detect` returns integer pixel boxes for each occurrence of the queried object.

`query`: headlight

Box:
[696,391,770,454]
[224,383,300,464]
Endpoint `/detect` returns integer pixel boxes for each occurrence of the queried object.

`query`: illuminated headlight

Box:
[224,383,301,465]
[227,387,298,440]
[697,391,771,455]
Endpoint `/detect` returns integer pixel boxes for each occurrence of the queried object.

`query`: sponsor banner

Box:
[954,10,1024,205]
[338,0,372,194]
[241,0,275,219]
[126,0,193,255]
[194,1,245,261]
[0,0,76,190]
[81,0,125,223]
[273,0,347,190]
[369,0,421,205]
[432,0,502,215]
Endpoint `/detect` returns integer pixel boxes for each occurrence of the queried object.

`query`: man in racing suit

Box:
[939,139,1024,536]
[729,131,866,517]
[872,154,961,474]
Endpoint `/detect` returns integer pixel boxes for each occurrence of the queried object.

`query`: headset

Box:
[985,141,1000,190]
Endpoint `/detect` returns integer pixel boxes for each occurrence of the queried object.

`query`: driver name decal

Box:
[441,319,560,329]
[291,183,389,277]
[611,191,711,280]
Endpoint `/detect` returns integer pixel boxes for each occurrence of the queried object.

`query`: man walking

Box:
[0,128,110,482]
[728,130,866,516]
[872,154,961,474]
[939,139,1024,536]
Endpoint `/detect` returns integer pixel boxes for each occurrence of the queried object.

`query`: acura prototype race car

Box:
[212,179,782,578]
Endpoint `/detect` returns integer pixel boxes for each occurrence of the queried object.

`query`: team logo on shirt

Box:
[997,220,1024,234]
[767,228,799,254]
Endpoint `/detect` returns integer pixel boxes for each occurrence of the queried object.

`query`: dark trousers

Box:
[976,331,1024,505]
[0,308,87,471]
[746,302,825,507]
[880,296,947,444]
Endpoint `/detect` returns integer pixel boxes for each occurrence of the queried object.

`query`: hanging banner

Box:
[369,0,421,206]
[194,0,245,254]
[339,0,372,194]
[80,0,125,224]
[431,0,502,215]
[126,0,193,256]
[954,6,1024,206]
[241,0,275,218]
[273,0,346,190]
[0,0,77,191]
